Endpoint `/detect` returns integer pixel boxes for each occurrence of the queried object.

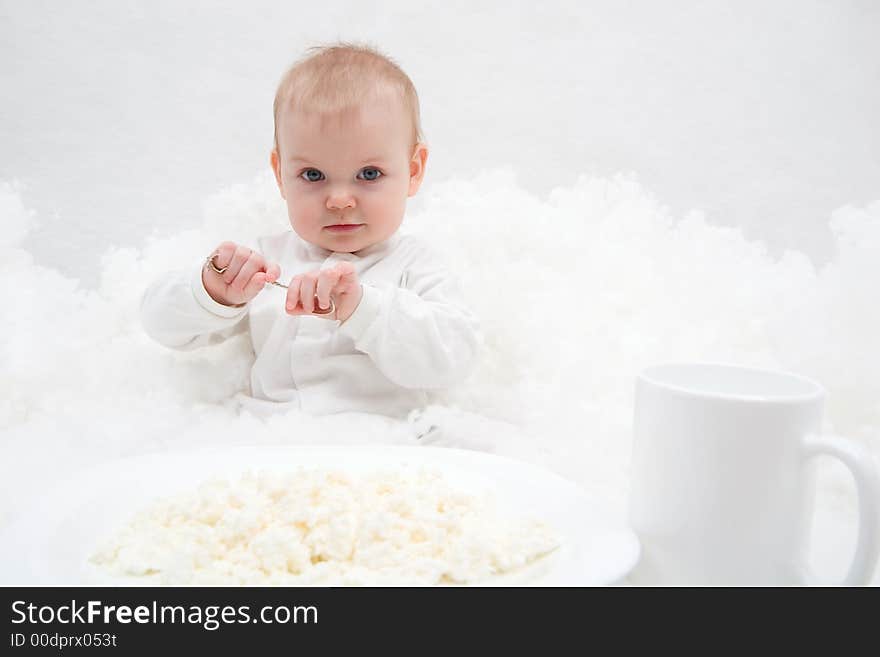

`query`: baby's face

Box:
[271,99,426,253]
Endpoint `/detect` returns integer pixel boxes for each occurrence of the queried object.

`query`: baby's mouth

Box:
[324,223,365,233]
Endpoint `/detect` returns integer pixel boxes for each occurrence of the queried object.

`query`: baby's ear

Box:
[408,143,429,197]
[270,148,286,199]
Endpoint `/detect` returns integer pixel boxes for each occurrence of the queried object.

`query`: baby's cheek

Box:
[287,203,318,235]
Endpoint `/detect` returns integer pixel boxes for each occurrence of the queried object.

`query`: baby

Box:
[141,42,481,419]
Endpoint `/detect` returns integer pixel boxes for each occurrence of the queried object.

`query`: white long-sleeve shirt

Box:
[140,230,481,419]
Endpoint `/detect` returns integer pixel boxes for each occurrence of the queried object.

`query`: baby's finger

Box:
[299,273,318,314]
[315,268,341,312]
[230,253,264,293]
[210,241,237,273]
[333,261,359,294]
[265,262,281,284]
[285,275,303,313]
[242,271,268,299]
[223,245,253,285]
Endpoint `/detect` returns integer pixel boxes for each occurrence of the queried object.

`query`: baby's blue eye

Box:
[358,168,383,182]
[299,168,382,182]
[301,169,324,182]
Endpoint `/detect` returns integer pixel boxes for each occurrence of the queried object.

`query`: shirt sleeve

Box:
[336,251,482,390]
[139,261,250,350]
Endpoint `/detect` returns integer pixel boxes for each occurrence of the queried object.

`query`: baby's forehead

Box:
[279,102,411,156]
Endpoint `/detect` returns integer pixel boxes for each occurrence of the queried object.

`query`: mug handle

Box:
[802,434,880,585]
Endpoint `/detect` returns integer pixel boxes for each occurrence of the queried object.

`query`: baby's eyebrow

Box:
[288,156,388,165]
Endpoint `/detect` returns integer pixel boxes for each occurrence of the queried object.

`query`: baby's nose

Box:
[326,191,356,210]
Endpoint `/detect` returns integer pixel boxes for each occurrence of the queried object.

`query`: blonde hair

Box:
[272,41,423,154]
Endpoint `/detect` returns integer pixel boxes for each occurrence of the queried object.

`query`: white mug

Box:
[627,362,880,585]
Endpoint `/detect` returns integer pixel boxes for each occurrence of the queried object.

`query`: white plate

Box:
[0,445,639,586]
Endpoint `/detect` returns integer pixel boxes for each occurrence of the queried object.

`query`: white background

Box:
[3,0,879,585]
[2,0,878,287]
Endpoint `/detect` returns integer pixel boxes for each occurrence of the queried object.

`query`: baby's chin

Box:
[298,230,379,254]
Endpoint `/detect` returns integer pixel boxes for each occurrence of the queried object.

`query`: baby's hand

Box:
[203,242,281,307]
[285,262,363,323]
